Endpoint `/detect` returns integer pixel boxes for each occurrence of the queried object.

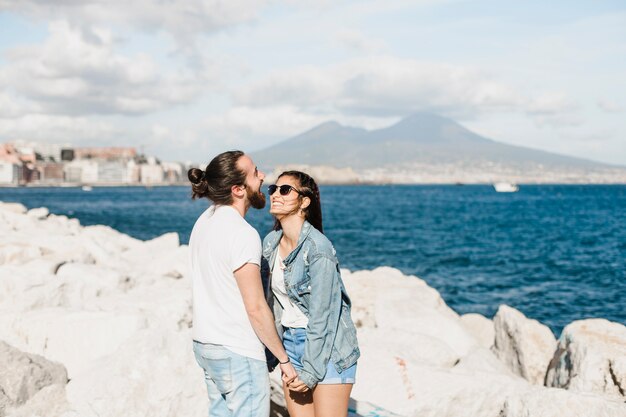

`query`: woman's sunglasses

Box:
[268,184,304,196]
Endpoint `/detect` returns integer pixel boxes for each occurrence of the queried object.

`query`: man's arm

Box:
[234,262,297,380]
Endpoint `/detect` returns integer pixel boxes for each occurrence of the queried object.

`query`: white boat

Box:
[81,185,93,192]
[493,182,519,192]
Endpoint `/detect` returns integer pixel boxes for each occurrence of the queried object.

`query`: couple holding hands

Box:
[188,151,359,417]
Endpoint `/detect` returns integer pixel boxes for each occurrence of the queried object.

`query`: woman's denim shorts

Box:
[282,327,356,385]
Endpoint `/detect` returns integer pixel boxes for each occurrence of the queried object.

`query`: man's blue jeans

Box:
[193,341,270,417]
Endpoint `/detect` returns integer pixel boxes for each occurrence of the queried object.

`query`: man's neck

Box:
[229,201,248,218]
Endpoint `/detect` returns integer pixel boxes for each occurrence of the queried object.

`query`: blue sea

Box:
[1,184,624,336]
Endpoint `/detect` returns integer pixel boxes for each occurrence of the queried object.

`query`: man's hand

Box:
[287,377,309,392]
[279,361,298,385]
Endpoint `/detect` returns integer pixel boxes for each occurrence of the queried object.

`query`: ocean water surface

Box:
[1,184,624,335]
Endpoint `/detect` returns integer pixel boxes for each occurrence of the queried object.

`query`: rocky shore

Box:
[0,201,625,417]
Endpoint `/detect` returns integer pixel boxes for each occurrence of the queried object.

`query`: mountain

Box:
[251,113,615,171]
[252,121,366,168]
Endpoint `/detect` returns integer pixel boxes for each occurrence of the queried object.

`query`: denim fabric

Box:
[283,327,357,384]
[193,341,270,417]
[262,221,360,389]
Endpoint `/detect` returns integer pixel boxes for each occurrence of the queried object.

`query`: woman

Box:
[262,170,360,417]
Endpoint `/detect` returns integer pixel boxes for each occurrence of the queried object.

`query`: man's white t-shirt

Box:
[189,205,265,361]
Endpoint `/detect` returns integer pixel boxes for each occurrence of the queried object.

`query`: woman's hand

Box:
[286,377,310,392]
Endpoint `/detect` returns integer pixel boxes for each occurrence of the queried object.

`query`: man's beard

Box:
[246,183,266,209]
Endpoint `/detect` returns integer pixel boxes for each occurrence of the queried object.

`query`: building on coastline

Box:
[64,164,82,183]
[0,144,26,185]
[140,157,164,185]
[1,141,74,184]
[0,141,189,186]
[161,162,185,183]
[11,140,71,163]
[9,143,37,165]
[127,160,140,183]
[39,162,65,183]
[98,161,131,184]
[64,159,100,183]
[0,161,22,185]
[74,147,137,160]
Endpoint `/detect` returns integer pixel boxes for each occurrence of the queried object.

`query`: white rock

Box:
[359,327,459,368]
[0,261,130,312]
[2,203,624,417]
[545,319,626,400]
[341,269,378,329]
[0,208,38,233]
[122,232,179,258]
[79,225,142,264]
[453,347,517,376]
[56,262,131,294]
[5,384,69,417]
[492,305,557,385]
[374,284,478,357]
[353,341,626,417]
[0,243,42,265]
[65,329,205,417]
[2,229,95,267]
[22,258,67,275]
[0,309,148,378]
[123,244,190,282]
[116,279,193,332]
[0,340,67,408]
[460,313,495,349]
[26,207,49,220]
[497,386,626,417]
[47,214,79,230]
[81,225,140,248]
[0,202,27,214]
[0,264,63,311]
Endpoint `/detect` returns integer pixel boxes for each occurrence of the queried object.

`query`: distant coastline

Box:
[0,181,188,188]
[2,179,626,188]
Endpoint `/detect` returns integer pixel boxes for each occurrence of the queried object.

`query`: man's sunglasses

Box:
[268,184,304,196]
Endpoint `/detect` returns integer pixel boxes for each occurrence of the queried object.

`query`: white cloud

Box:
[232,56,579,123]
[334,29,387,53]
[233,66,336,110]
[597,99,623,114]
[201,105,326,148]
[0,113,117,143]
[151,125,172,142]
[0,0,269,43]
[1,21,204,116]
[0,92,41,118]
[1,1,622,165]
[527,93,578,115]
[530,113,584,128]
[526,93,582,127]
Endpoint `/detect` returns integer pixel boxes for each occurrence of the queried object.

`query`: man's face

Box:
[237,155,266,209]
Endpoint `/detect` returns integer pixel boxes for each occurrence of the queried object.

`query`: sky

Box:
[0,0,624,165]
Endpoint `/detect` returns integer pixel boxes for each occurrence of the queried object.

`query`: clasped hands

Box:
[278,361,309,392]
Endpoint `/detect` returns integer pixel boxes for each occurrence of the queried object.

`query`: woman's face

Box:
[269,175,303,217]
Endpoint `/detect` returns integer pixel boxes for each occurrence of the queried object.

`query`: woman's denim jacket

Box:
[261,221,360,388]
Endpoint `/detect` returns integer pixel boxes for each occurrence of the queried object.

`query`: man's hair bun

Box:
[188,168,205,185]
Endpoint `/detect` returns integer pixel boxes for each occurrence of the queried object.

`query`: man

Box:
[188,150,297,417]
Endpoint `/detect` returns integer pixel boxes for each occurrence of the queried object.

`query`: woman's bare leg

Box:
[283,382,315,417]
[312,384,353,417]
